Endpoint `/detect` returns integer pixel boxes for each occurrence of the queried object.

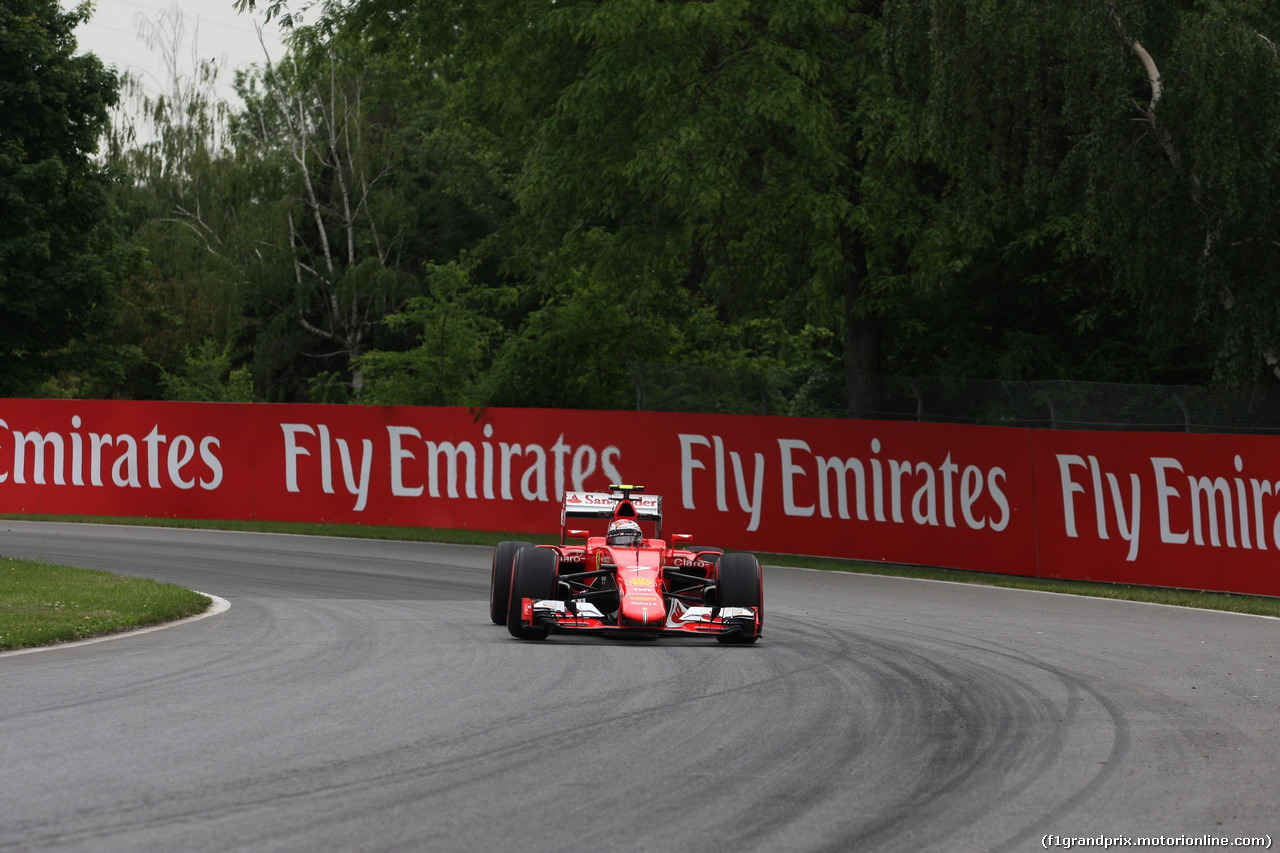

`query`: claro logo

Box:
[0,416,224,490]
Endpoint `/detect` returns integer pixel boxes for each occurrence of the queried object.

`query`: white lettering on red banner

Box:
[3,399,1277,597]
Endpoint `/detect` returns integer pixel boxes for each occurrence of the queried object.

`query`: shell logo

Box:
[626,577,655,587]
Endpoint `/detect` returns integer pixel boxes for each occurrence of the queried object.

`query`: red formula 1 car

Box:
[489,485,763,643]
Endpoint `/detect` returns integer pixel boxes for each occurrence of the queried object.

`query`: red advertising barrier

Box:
[1031,430,1280,597]
[1,398,1275,596]
[0,400,250,521]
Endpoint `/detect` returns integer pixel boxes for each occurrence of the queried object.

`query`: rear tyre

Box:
[507,547,558,640]
[490,541,533,624]
[715,553,763,645]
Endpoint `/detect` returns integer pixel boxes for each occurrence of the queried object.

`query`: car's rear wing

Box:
[561,487,663,539]
[562,491,663,520]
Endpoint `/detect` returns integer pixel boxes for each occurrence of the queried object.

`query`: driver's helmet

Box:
[606,519,643,548]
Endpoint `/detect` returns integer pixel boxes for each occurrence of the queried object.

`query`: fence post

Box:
[908,379,923,422]
[755,373,768,416]
[1171,393,1190,433]
[629,365,646,411]
[1036,388,1059,430]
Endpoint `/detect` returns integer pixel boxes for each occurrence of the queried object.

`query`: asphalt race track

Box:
[1,521,1277,853]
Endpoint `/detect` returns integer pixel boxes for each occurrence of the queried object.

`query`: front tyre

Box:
[715,553,763,645]
[507,547,559,640]
[490,541,534,624]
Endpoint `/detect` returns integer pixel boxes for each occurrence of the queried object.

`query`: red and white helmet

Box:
[606,519,643,547]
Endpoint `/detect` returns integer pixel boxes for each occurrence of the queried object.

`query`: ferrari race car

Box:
[490,485,763,643]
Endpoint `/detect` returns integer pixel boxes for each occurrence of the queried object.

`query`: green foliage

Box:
[484,280,652,411]
[100,10,508,402]
[161,340,255,402]
[99,13,273,398]
[50,0,1280,405]
[505,2,874,312]
[886,0,1280,385]
[307,371,351,404]
[404,0,919,408]
[0,0,129,394]
[359,262,510,405]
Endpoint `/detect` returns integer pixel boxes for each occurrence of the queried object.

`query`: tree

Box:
[359,262,509,405]
[109,11,446,402]
[227,22,507,401]
[160,340,255,401]
[0,0,128,394]
[883,0,1280,385]
[216,0,1280,401]
[99,9,249,399]
[477,1,923,414]
[235,35,415,395]
[241,0,934,414]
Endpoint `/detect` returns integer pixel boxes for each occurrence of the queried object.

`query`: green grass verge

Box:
[3,514,1278,624]
[0,556,211,651]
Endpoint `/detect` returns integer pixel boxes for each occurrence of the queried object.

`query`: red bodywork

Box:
[509,487,762,640]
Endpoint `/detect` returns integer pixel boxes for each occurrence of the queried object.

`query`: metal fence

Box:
[628,363,1280,434]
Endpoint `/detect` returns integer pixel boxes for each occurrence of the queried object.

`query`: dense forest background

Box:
[5,0,1280,414]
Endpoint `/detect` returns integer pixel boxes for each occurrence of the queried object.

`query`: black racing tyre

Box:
[490,541,533,624]
[715,553,763,645]
[507,547,559,640]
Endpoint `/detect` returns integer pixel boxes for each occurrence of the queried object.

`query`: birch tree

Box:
[237,34,413,395]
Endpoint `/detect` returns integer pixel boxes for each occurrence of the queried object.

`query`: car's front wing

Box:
[518,598,760,638]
